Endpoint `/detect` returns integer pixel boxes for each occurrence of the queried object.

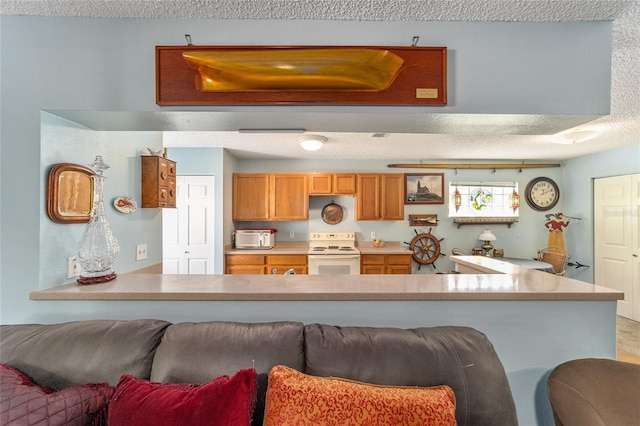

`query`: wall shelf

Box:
[388,163,560,169]
[453,218,518,228]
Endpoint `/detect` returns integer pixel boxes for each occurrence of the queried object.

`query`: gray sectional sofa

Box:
[0,319,518,425]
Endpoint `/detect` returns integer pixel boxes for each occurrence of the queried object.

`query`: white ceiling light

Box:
[298,134,327,151]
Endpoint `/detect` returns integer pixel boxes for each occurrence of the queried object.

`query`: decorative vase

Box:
[76,155,119,284]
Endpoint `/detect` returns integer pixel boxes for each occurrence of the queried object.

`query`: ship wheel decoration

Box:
[404,228,445,270]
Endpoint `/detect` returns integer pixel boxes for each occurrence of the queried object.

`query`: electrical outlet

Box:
[290,231,295,239]
[136,244,148,261]
[67,256,81,279]
[370,231,376,239]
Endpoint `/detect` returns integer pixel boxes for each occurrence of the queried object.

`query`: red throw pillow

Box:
[108,368,258,426]
[0,363,114,426]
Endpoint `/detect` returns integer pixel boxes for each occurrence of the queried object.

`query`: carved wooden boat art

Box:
[181,48,405,92]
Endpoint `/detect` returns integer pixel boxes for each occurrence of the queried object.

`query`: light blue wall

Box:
[39,113,164,286]
[168,147,227,273]
[0,14,619,326]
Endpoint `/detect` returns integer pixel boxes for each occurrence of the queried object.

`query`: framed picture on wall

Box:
[46,163,94,223]
[405,173,445,204]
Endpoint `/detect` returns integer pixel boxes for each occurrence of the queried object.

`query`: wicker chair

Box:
[537,248,569,276]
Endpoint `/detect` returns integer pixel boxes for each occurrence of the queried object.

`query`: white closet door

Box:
[594,174,639,320]
[163,176,215,274]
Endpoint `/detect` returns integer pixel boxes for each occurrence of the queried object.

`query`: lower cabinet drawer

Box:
[361,254,385,265]
[387,254,412,265]
[226,265,266,274]
[225,255,266,266]
[267,255,307,265]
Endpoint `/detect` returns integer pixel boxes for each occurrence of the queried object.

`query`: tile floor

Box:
[617,316,640,364]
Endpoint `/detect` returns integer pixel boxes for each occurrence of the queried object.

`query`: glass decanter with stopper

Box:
[76,155,119,284]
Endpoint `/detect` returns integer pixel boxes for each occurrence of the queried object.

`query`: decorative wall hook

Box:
[185,34,192,45]
[412,36,420,46]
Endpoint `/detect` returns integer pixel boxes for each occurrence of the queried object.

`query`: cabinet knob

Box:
[271,268,278,274]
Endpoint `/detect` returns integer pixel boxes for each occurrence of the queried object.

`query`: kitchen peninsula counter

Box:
[31,256,620,301]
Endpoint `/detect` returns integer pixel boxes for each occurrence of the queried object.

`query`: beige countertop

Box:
[224,241,411,255]
[356,241,412,254]
[31,255,622,302]
[225,241,309,255]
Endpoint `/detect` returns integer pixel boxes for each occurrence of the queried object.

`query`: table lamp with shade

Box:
[478,228,497,256]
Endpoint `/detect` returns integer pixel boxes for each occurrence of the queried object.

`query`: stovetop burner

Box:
[308,232,359,255]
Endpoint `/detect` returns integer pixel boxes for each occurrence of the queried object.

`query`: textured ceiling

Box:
[2,0,639,161]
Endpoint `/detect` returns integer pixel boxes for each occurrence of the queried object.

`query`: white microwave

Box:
[233,229,276,249]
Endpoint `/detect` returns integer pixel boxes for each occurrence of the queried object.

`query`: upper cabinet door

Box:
[233,174,270,220]
[308,174,333,195]
[270,174,309,220]
[356,174,382,220]
[381,174,404,220]
[333,174,357,194]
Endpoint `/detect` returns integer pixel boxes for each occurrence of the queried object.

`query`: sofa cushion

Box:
[108,368,257,426]
[150,321,305,426]
[264,365,457,426]
[0,363,114,426]
[303,324,517,426]
[0,319,170,389]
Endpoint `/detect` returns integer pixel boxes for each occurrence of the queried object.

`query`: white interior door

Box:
[594,174,639,320]
[163,176,215,274]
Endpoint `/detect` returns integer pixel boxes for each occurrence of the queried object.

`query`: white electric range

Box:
[308,232,361,275]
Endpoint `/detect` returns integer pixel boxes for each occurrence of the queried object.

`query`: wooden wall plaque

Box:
[156,45,447,106]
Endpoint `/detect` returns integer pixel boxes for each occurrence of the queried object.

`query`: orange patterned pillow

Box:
[264,365,457,426]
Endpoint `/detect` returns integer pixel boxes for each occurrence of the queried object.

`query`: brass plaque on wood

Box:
[156,45,447,106]
[409,214,439,226]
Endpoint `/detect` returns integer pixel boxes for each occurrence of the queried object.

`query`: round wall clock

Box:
[321,202,344,224]
[524,177,560,211]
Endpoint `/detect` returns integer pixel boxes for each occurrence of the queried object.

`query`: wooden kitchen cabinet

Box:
[266,254,308,275]
[309,173,356,195]
[225,254,307,274]
[361,253,412,274]
[356,173,404,220]
[386,254,413,274]
[381,174,404,220]
[225,254,267,274]
[270,174,308,220]
[233,174,270,220]
[233,173,308,221]
[141,156,176,208]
